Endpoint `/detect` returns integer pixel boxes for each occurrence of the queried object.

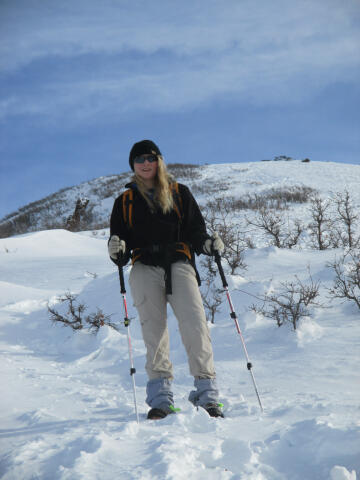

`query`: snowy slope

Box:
[0,161,359,480]
[1,159,359,239]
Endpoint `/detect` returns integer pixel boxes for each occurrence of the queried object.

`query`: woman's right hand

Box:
[108,235,126,260]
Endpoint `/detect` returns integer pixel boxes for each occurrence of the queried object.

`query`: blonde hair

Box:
[132,156,174,214]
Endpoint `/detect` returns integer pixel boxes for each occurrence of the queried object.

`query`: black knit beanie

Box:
[129,140,162,171]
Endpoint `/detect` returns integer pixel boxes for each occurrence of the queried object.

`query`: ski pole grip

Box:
[118,263,126,294]
[214,251,228,288]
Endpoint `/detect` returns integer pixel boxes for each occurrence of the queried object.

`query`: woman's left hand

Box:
[203,232,224,255]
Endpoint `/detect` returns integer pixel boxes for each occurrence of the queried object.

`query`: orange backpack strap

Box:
[122,189,134,228]
[175,242,191,260]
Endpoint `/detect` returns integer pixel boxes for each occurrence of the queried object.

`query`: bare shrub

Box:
[307,196,334,250]
[251,273,322,330]
[226,193,286,212]
[167,163,201,180]
[332,190,360,249]
[328,250,360,310]
[90,172,131,198]
[200,256,223,323]
[199,195,248,320]
[0,212,35,238]
[48,292,119,333]
[246,207,304,249]
[201,196,247,274]
[0,221,16,239]
[221,186,316,214]
[265,186,316,205]
[191,180,230,196]
[228,193,268,211]
[42,211,67,230]
[90,220,109,230]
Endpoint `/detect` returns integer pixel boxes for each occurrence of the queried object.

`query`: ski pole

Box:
[214,251,264,413]
[118,262,139,423]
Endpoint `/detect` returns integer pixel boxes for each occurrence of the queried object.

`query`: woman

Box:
[108,140,225,420]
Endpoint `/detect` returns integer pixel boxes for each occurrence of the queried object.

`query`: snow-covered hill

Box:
[0,161,359,479]
[0,164,199,238]
[1,160,359,239]
[0,171,132,238]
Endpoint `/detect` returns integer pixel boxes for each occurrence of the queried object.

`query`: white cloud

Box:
[0,0,359,121]
[1,0,358,68]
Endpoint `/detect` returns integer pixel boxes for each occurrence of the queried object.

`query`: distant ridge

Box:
[1,160,359,239]
[0,164,200,238]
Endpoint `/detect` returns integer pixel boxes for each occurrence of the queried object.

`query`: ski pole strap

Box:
[118,263,126,294]
[214,252,228,288]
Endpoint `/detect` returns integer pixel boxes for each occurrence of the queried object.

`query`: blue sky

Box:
[1,0,359,219]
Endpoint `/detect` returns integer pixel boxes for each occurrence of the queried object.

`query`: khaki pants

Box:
[129,261,216,380]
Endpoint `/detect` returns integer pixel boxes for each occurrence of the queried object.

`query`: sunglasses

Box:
[134,155,158,164]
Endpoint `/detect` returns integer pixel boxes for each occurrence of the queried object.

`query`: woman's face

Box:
[133,154,158,184]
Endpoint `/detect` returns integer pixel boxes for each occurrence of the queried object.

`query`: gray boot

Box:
[188,377,220,407]
[146,378,174,412]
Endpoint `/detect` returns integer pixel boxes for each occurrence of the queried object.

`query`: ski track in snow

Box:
[0,162,359,480]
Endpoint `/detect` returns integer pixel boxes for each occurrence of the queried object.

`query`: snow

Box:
[0,161,360,479]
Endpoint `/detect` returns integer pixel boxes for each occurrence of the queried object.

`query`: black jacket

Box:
[110,182,210,267]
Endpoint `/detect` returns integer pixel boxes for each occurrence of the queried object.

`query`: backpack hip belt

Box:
[131,242,192,294]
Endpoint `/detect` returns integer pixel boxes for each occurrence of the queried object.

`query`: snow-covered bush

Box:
[201,196,247,274]
[307,191,360,250]
[199,255,223,323]
[246,207,304,249]
[332,190,360,249]
[167,163,201,180]
[48,292,119,334]
[251,274,322,330]
[328,250,360,310]
[307,195,334,250]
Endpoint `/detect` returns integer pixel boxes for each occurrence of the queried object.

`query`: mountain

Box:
[0,164,200,238]
[1,160,359,240]
[0,160,359,479]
